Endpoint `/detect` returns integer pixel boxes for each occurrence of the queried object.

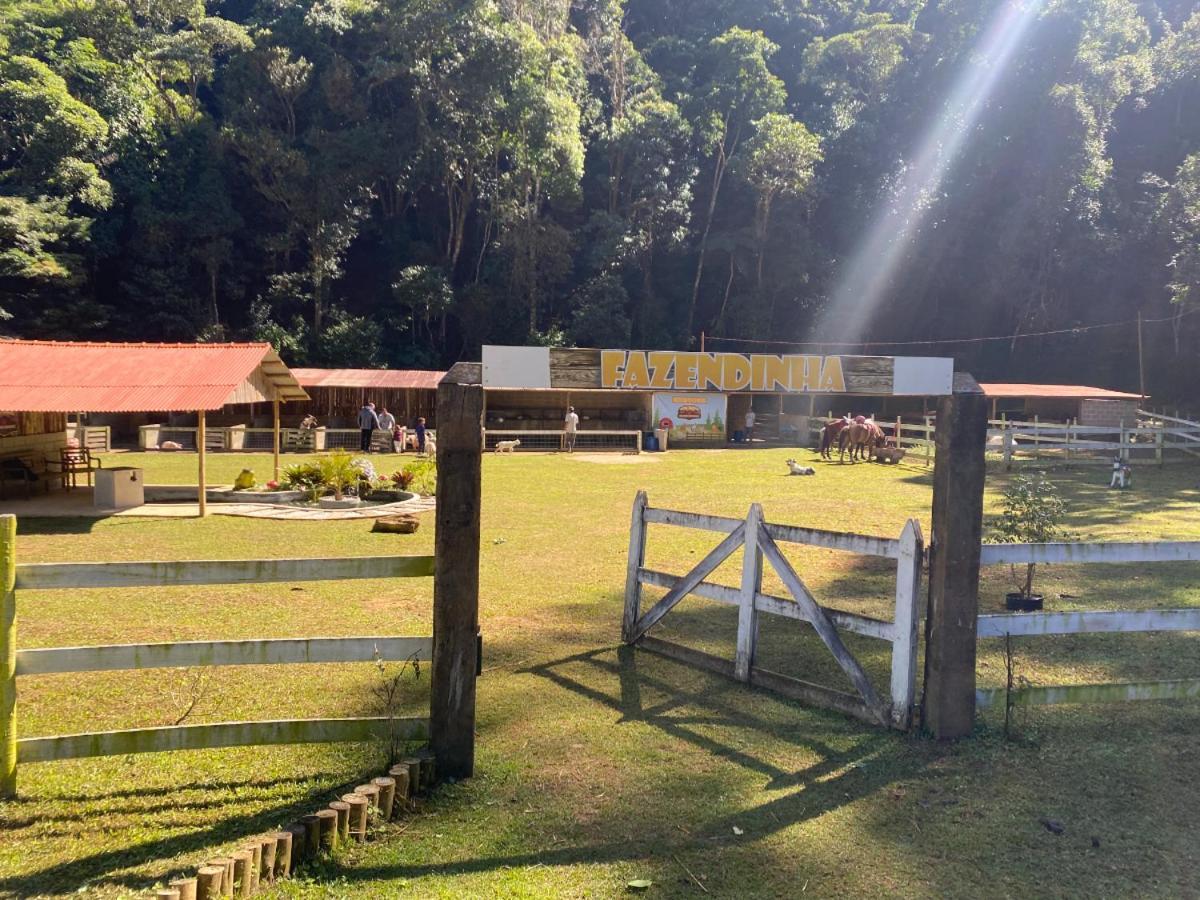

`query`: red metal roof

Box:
[0,341,308,412]
[980,383,1143,400]
[291,368,445,390]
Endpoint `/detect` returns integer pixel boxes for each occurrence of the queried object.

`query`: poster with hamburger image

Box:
[652,393,727,441]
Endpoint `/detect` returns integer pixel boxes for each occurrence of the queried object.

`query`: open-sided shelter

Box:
[0,341,307,514]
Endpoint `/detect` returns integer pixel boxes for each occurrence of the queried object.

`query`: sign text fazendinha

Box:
[600,350,847,393]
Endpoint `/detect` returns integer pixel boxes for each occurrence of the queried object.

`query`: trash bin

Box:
[95,467,144,509]
[644,433,659,452]
[654,428,669,452]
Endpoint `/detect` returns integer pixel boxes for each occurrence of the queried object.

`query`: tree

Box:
[990,473,1069,601]
[685,28,785,338]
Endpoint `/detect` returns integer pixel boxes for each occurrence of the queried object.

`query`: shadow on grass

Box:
[324,645,924,886]
[0,766,382,895]
[4,516,97,536]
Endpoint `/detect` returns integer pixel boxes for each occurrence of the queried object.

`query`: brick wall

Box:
[1078,399,1138,428]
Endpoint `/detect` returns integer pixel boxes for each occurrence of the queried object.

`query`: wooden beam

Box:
[889,519,924,728]
[1,515,15,798]
[980,541,1200,566]
[431,381,484,779]
[976,679,1200,708]
[197,409,207,518]
[16,636,433,676]
[734,504,764,682]
[976,608,1200,638]
[17,716,430,763]
[621,491,649,643]
[273,396,281,483]
[922,388,988,739]
[15,555,435,590]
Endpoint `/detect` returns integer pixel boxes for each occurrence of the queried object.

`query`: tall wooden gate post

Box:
[733,504,764,682]
[621,491,649,643]
[431,382,484,778]
[1,515,16,797]
[923,385,988,739]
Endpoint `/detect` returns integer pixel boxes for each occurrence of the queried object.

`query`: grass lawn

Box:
[1,448,1199,898]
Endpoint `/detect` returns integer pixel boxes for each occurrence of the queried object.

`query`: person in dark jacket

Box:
[415,417,427,454]
[358,402,380,452]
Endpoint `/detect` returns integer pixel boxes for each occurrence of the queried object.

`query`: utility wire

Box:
[703,307,1200,350]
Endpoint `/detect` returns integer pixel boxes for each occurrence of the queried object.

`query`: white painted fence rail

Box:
[977,538,1200,709]
[16,636,433,676]
[0,513,438,798]
[622,493,923,729]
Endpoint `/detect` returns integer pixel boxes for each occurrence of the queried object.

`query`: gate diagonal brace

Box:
[628,524,747,643]
[756,529,887,719]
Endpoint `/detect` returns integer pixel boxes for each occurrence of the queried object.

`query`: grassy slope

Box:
[1,449,1199,898]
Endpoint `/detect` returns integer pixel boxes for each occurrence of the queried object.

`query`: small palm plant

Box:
[317,451,361,501]
[990,472,1069,602]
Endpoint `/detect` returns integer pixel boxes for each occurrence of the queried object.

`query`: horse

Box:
[819,419,850,459]
[839,421,884,462]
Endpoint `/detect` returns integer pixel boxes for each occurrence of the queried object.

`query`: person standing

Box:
[377,407,396,451]
[564,405,580,452]
[358,402,380,452]
[415,416,427,455]
[744,407,756,443]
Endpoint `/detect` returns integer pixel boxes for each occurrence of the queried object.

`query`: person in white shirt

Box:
[744,408,756,442]
[564,406,580,452]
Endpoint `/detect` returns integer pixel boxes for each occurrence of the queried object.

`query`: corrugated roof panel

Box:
[0,341,308,411]
[980,383,1143,400]
[291,368,445,390]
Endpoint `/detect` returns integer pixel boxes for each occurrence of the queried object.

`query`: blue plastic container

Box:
[644,434,659,452]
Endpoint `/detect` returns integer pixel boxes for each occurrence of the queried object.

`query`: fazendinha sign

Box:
[480,346,954,396]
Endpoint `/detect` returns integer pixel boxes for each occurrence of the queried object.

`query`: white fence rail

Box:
[622,493,923,728]
[483,429,641,453]
[976,539,1200,708]
[136,425,437,453]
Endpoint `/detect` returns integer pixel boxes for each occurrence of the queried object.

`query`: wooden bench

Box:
[0,454,67,500]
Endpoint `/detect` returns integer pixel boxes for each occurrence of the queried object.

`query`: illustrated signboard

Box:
[653,393,727,441]
[474,347,954,396]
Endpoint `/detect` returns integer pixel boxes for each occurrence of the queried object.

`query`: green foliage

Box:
[281,459,326,501]
[990,473,1070,598]
[317,450,361,501]
[400,456,437,496]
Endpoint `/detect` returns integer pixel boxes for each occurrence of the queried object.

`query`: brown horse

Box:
[819,419,850,459]
[839,421,884,462]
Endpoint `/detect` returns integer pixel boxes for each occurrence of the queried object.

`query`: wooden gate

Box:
[621,492,924,729]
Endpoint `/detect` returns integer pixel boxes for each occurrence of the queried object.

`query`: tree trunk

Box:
[1024,563,1035,598]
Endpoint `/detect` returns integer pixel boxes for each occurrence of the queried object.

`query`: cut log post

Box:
[230,850,253,898]
[923,387,987,740]
[271,832,292,879]
[342,793,369,842]
[388,764,411,806]
[330,800,351,843]
[372,776,396,820]
[415,748,436,790]
[431,381,483,778]
[257,835,277,883]
[354,782,381,809]
[301,814,321,857]
[1,515,16,799]
[285,824,305,871]
[205,858,234,898]
[400,757,422,799]
[316,808,338,852]
[170,879,198,900]
[242,844,261,894]
[196,865,224,900]
[156,890,180,900]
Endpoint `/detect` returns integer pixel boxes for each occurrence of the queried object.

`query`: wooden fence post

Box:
[431,381,483,779]
[1156,427,1164,466]
[1002,426,1013,470]
[622,491,648,643]
[923,386,987,739]
[733,504,763,682]
[889,518,923,728]
[1,515,14,798]
[924,416,932,466]
[1032,414,1040,460]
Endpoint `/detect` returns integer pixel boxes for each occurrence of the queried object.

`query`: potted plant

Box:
[318,451,362,505]
[989,472,1068,611]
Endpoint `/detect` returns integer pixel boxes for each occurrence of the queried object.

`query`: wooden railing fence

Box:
[976,540,1200,708]
[0,513,435,798]
[622,493,924,728]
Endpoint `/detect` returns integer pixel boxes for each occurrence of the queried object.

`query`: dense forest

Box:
[1,0,1198,398]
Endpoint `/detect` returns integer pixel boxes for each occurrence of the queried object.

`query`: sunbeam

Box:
[811,0,1048,345]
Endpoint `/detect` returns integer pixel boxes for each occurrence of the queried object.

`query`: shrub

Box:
[390,469,415,490]
[281,460,326,501]
[318,451,361,501]
[402,457,437,496]
[989,472,1069,598]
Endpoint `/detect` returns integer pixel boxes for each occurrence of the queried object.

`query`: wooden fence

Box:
[622,493,924,728]
[975,539,1200,708]
[988,410,1200,467]
[0,514,435,798]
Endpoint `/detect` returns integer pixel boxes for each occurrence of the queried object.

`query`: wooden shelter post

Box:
[273,397,281,482]
[1,515,16,798]
[197,410,207,518]
[922,382,987,739]
[430,381,483,778]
